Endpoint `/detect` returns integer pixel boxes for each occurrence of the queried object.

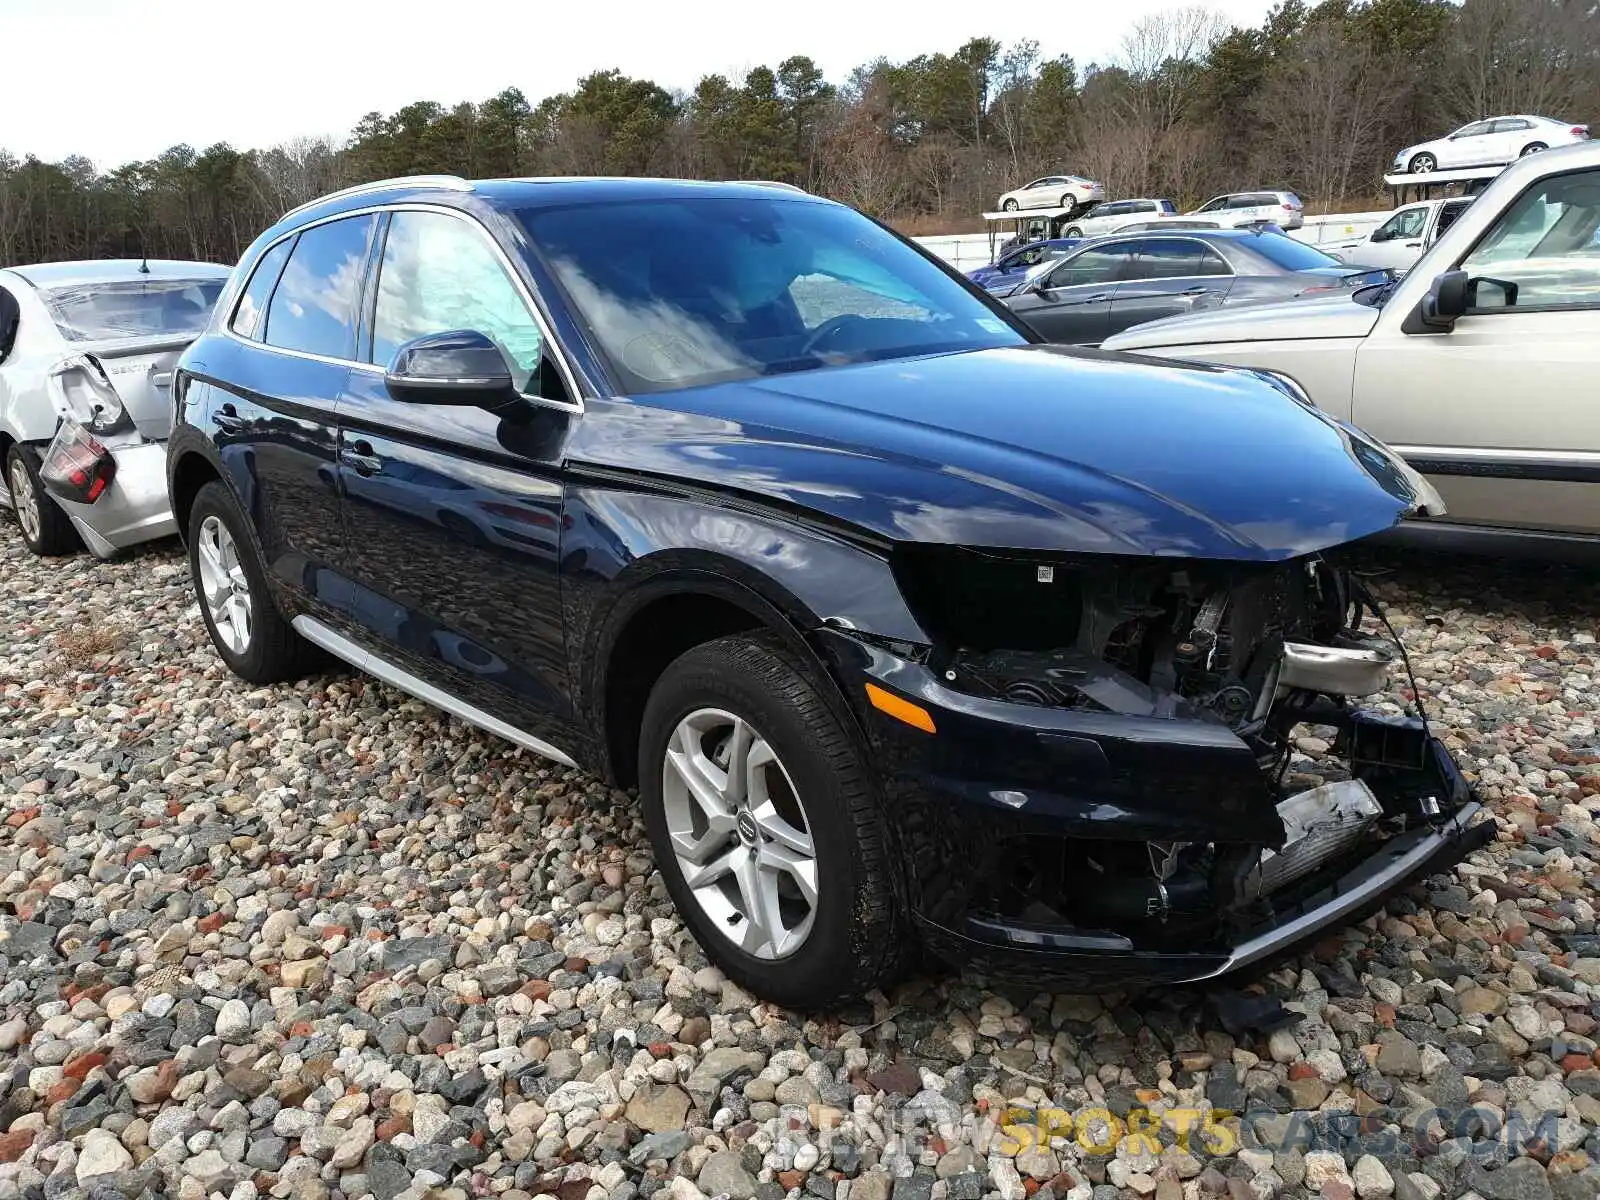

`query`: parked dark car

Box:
[1004,229,1392,345]
[966,237,1083,295]
[168,176,1484,1006]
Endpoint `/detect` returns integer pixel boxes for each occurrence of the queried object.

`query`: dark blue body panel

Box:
[564,345,1418,560]
[166,175,1462,990]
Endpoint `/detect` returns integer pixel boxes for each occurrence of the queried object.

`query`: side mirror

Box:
[1369,228,1391,243]
[1419,270,1469,330]
[385,330,519,409]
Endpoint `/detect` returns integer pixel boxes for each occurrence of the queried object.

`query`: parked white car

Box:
[1063,198,1180,238]
[1104,142,1600,552]
[1188,191,1305,230]
[1325,198,1476,271]
[0,260,229,557]
[1393,115,1589,174]
[996,175,1105,214]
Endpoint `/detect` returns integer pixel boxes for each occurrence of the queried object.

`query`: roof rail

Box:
[729,179,807,193]
[282,175,472,221]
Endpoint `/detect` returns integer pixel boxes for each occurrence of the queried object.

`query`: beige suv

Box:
[1106,143,1600,554]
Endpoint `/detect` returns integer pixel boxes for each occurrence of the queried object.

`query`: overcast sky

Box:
[2,0,1277,168]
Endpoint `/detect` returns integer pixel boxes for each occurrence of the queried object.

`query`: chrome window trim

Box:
[222,200,586,413]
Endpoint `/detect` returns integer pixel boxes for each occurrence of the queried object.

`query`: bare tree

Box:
[1118,6,1229,135]
[1251,23,1399,208]
[1438,0,1599,124]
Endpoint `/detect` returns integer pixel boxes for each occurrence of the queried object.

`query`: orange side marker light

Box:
[865,683,936,734]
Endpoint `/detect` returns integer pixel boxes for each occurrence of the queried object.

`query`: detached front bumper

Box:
[824,632,1491,990]
[42,438,177,558]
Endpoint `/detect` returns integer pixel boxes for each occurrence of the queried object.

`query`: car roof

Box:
[272,175,833,236]
[1090,228,1284,244]
[5,259,231,288]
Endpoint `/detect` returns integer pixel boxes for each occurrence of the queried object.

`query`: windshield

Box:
[1246,234,1344,271]
[41,278,225,342]
[519,197,1028,393]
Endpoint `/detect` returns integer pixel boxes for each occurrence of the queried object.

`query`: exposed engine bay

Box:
[891,545,1465,951]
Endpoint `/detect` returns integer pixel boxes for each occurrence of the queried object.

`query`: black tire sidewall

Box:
[187,480,280,681]
[639,636,889,1006]
[6,444,78,556]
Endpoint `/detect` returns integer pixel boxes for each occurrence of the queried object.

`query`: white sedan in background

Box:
[996,175,1104,215]
[1063,198,1181,238]
[1393,115,1589,174]
[0,260,229,557]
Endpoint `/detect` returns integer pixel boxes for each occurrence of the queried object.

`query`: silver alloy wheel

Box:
[1411,155,1436,173]
[196,514,253,655]
[9,459,40,543]
[661,707,818,959]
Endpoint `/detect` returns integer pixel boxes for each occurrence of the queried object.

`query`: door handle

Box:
[211,404,245,432]
[1405,241,1422,247]
[1181,286,1208,296]
[339,441,382,475]
[1088,293,1110,302]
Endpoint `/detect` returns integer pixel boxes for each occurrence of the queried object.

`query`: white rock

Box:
[1304,1151,1351,1191]
[1351,1154,1394,1197]
[76,1129,133,1183]
[214,999,251,1041]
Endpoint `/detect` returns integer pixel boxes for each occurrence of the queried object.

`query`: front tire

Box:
[1520,142,1547,157]
[1065,225,1084,238]
[638,633,906,1008]
[187,480,321,684]
[6,444,78,556]
[1002,199,1019,211]
[1408,153,1437,173]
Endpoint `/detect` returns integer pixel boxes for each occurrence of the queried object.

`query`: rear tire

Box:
[638,632,907,1008]
[187,479,321,684]
[1520,142,1547,157]
[6,444,79,556]
[1408,153,1437,173]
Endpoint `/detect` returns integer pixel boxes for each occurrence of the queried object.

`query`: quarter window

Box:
[1460,169,1600,311]
[264,214,377,360]
[371,210,543,388]
[231,237,294,341]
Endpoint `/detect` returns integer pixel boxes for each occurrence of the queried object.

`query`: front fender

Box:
[561,484,930,760]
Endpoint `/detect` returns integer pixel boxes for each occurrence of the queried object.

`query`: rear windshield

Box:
[520,197,1027,393]
[1245,234,1343,271]
[41,278,225,342]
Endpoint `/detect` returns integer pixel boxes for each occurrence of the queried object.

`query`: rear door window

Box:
[1128,239,1205,279]
[264,214,377,360]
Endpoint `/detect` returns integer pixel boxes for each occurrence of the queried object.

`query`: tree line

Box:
[2,0,1597,267]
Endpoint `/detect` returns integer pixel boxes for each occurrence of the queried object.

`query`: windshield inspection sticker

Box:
[976,317,1009,334]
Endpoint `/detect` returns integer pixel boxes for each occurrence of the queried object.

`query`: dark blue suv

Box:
[167,175,1484,1006]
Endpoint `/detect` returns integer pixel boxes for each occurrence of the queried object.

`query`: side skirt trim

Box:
[291,615,578,768]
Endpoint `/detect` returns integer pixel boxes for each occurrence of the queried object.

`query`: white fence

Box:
[914,209,1390,270]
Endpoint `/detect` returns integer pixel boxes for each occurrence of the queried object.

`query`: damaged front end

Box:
[830,545,1489,988]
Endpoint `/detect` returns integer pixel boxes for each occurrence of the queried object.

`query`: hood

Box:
[572,344,1427,561]
[1104,292,1382,351]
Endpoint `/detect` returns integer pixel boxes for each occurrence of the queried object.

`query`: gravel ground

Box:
[3,532,1600,1200]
